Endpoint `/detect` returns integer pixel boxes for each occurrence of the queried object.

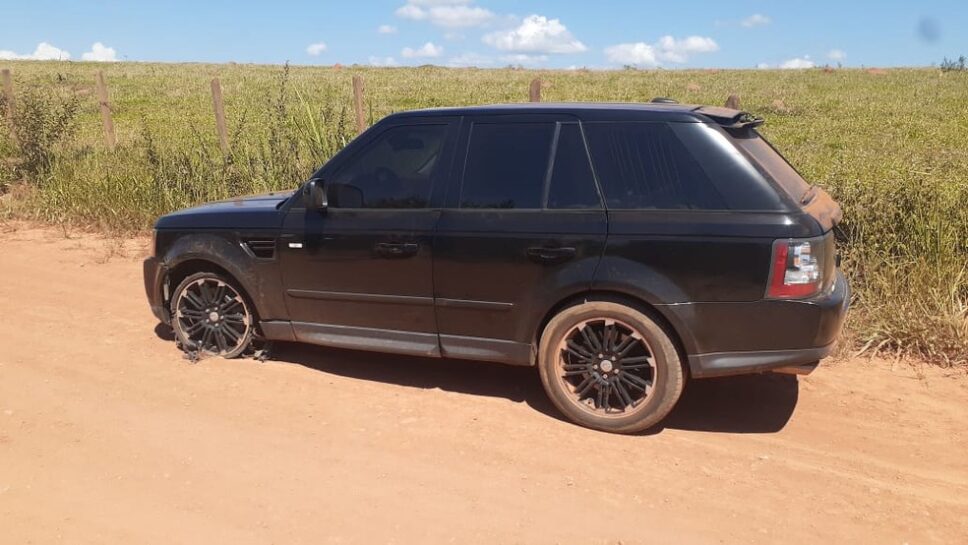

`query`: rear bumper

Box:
[688,343,834,378]
[143,257,170,324]
[672,270,850,378]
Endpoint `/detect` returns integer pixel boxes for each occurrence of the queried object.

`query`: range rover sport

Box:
[144,102,849,434]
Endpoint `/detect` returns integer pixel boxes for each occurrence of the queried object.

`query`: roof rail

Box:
[650,97,679,104]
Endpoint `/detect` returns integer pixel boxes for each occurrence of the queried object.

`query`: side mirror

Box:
[305,178,328,211]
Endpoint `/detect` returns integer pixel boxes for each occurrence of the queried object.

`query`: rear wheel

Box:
[170,272,254,358]
[538,301,685,434]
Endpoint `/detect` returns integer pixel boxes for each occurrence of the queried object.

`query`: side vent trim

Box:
[242,239,277,260]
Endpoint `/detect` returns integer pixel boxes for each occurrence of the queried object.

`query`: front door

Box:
[280,118,459,356]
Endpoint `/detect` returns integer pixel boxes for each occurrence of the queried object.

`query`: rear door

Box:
[432,116,607,364]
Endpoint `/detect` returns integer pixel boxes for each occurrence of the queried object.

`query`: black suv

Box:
[144,102,849,433]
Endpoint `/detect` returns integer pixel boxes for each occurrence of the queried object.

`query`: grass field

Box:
[0,61,965,363]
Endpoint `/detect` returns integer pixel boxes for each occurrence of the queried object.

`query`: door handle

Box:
[526,246,576,265]
[375,242,419,259]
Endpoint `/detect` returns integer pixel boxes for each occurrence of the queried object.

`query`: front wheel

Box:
[170,272,254,358]
[538,301,685,434]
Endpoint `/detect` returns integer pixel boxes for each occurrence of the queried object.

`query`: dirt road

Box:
[0,225,966,544]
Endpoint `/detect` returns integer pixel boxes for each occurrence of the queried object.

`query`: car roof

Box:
[389,102,753,126]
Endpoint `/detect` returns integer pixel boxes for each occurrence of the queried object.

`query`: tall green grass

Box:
[1,61,965,363]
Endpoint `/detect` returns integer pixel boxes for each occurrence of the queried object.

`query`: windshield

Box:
[732,130,812,204]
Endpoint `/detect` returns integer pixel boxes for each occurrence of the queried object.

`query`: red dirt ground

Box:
[1,225,966,544]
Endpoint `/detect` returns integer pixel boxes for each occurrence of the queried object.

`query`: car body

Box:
[144,101,849,433]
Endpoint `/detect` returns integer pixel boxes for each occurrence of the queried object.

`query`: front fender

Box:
[159,232,287,321]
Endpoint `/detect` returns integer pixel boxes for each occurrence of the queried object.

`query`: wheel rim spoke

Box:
[603,323,616,352]
[621,372,651,390]
[614,378,634,408]
[579,325,602,353]
[614,335,638,357]
[574,375,596,398]
[222,323,242,343]
[212,284,226,306]
[214,329,228,352]
[622,355,652,365]
[183,291,206,310]
[565,340,594,360]
[184,320,206,335]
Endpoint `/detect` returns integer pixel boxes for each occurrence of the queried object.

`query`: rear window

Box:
[731,130,811,204]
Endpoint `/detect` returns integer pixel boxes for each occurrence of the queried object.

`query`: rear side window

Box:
[460,123,555,209]
[584,122,728,210]
[547,124,601,209]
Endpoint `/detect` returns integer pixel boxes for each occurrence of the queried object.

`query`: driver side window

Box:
[328,124,447,209]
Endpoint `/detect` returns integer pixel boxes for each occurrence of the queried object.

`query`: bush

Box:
[940,55,967,72]
[1,86,79,182]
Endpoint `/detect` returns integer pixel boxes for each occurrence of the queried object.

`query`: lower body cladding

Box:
[259,321,535,365]
[259,271,848,378]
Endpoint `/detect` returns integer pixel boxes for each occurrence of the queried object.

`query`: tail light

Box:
[767,235,835,299]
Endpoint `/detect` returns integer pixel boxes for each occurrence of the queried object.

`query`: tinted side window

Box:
[460,122,555,209]
[585,122,728,210]
[329,124,447,208]
[547,124,601,209]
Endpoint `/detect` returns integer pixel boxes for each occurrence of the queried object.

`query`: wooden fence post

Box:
[352,75,366,135]
[95,70,116,151]
[210,77,230,156]
[1,68,15,143]
[725,93,741,109]
[529,78,542,102]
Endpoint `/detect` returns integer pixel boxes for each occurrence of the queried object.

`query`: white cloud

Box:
[81,42,117,62]
[396,4,425,19]
[378,24,398,34]
[654,35,718,62]
[0,41,71,61]
[501,53,548,65]
[741,14,771,28]
[756,62,770,69]
[827,49,847,61]
[605,35,718,66]
[401,42,444,58]
[483,14,587,54]
[780,56,815,69]
[306,42,328,56]
[396,1,493,28]
[368,56,399,66]
[605,43,657,66]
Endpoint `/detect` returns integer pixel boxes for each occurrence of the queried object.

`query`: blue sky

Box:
[1,1,966,68]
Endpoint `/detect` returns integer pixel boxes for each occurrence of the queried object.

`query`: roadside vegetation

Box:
[0,61,965,363]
